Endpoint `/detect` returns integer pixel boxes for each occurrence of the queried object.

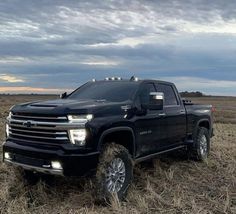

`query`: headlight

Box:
[6,123,9,137]
[6,112,12,138]
[68,129,87,146]
[68,114,93,123]
[67,114,93,146]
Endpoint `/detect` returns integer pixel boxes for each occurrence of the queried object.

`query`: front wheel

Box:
[95,143,133,202]
[188,127,210,161]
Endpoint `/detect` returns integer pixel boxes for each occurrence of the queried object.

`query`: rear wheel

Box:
[95,143,133,202]
[188,127,210,161]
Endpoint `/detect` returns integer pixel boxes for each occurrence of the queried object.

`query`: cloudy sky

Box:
[0,0,236,95]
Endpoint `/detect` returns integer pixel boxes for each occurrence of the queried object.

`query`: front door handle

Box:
[158,113,166,117]
[179,110,185,114]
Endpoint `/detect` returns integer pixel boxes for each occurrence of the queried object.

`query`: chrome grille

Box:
[8,113,70,144]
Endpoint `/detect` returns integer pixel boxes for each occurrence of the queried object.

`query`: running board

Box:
[135,145,186,163]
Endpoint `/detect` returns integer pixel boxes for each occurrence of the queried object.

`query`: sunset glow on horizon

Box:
[0,1,236,96]
[0,86,72,94]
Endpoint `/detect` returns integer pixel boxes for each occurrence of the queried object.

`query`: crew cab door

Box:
[133,82,167,156]
[155,83,187,147]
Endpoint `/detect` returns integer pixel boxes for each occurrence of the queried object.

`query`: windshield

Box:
[68,81,139,102]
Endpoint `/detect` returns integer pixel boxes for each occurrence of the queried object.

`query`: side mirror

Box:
[148,92,164,110]
[60,92,67,99]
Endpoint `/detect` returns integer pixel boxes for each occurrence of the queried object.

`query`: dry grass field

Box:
[0,95,235,214]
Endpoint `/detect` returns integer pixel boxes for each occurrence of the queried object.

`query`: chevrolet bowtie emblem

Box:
[23,121,33,128]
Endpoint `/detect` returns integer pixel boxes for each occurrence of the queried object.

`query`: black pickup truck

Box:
[3,77,213,201]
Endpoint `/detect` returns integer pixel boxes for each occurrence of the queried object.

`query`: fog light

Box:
[51,161,62,170]
[4,152,11,160]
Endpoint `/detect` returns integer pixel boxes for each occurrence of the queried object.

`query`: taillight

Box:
[211,106,216,112]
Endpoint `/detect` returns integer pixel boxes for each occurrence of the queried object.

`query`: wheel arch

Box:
[193,118,211,139]
[197,119,210,130]
[97,127,136,158]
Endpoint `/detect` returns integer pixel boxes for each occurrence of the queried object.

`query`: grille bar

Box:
[12,115,67,120]
[9,132,68,140]
[9,118,85,130]
[8,136,65,145]
[9,123,59,130]
[7,113,86,144]
[9,127,67,135]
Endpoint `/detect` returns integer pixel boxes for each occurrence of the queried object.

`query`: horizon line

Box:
[0,93,235,98]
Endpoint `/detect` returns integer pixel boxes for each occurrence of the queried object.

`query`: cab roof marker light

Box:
[104,77,122,81]
[114,77,122,80]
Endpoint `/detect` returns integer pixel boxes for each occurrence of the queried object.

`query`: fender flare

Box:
[97,126,136,158]
[194,118,211,137]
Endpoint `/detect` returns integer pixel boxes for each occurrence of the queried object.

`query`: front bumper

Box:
[3,141,99,176]
[4,158,64,175]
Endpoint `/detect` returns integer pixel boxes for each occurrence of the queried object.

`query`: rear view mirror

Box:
[60,92,67,99]
[148,92,164,110]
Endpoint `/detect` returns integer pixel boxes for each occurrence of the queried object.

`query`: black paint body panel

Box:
[3,79,213,176]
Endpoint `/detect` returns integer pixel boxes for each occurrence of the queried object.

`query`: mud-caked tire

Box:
[95,143,133,202]
[188,127,210,161]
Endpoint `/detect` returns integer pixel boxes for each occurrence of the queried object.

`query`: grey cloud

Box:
[1,0,233,48]
[0,0,236,95]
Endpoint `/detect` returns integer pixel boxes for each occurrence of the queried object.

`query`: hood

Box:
[28,99,98,108]
[11,98,131,116]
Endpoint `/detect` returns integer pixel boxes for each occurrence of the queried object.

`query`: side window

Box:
[139,83,156,105]
[156,84,178,106]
